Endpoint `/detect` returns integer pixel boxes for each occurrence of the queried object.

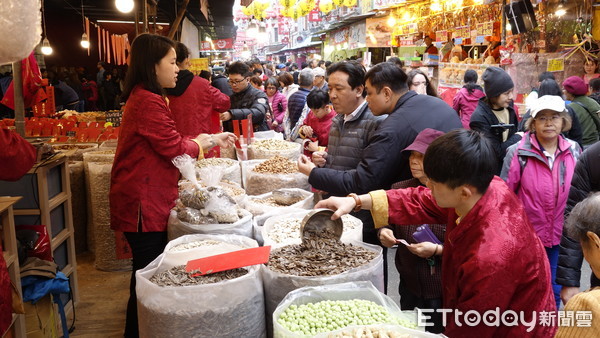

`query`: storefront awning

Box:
[264,43,288,55]
[278,41,321,53]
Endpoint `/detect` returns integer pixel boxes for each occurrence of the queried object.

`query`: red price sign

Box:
[400,37,413,46]
[436,30,448,42]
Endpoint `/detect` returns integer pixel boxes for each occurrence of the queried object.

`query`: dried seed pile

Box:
[196,158,237,168]
[267,215,360,244]
[252,139,297,151]
[150,265,248,287]
[250,196,302,208]
[253,155,298,174]
[53,144,96,150]
[168,240,223,252]
[267,231,377,276]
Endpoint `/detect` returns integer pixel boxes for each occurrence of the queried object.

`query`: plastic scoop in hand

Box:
[185,246,271,276]
[300,209,343,244]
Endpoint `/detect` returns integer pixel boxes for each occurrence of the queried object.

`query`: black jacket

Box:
[518,105,584,149]
[470,98,522,174]
[309,91,462,197]
[165,69,194,96]
[556,142,600,287]
[211,74,233,96]
[224,84,269,132]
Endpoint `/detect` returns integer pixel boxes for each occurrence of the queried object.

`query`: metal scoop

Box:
[300,209,343,244]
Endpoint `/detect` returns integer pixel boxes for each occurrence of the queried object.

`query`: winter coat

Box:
[557,142,600,287]
[301,108,337,147]
[452,86,485,129]
[287,87,311,129]
[211,74,233,96]
[568,96,600,147]
[369,177,557,337]
[110,85,200,233]
[470,98,522,174]
[268,91,287,133]
[281,84,299,100]
[501,132,581,247]
[311,91,461,196]
[518,105,584,149]
[166,70,230,138]
[224,84,270,132]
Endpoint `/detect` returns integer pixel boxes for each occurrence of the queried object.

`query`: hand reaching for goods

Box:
[297,155,316,176]
[312,151,327,167]
[314,196,355,220]
[213,132,237,149]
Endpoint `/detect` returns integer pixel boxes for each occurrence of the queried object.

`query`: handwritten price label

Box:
[547,58,565,72]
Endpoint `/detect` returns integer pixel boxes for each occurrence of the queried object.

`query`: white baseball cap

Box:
[531,95,566,118]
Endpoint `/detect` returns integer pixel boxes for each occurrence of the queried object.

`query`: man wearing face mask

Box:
[470,66,523,174]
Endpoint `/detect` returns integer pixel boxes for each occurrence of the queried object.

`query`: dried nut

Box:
[251,139,297,151]
[253,155,297,174]
[196,158,237,168]
[267,215,359,244]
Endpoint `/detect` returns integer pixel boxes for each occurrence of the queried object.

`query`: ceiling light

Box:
[80,33,90,48]
[115,0,135,13]
[41,37,53,55]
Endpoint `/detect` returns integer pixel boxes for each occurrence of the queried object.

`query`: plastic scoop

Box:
[300,209,343,244]
[185,246,271,276]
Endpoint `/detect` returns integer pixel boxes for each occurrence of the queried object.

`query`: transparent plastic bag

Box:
[248,139,301,160]
[243,189,314,217]
[168,209,253,240]
[262,211,363,248]
[0,0,41,64]
[136,235,266,338]
[263,242,384,336]
[196,157,241,186]
[273,282,429,338]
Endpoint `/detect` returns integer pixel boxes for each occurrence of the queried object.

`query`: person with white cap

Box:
[501,94,582,310]
[312,66,328,93]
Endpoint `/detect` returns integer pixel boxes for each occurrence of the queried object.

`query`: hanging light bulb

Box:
[80,32,90,48]
[387,15,396,27]
[41,37,53,55]
[115,0,134,13]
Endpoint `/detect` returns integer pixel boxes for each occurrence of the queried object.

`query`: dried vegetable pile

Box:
[150,265,248,287]
[267,230,377,276]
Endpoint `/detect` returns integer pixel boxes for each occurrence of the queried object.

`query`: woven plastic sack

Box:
[136,235,266,338]
[262,211,363,248]
[262,242,384,336]
[83,150,115,253]
[242,160,310,195]
[243,189,313,217]
[0,0,41,64]
[273,282,431,338]
[167,209,253,240]
[68,161,87,253]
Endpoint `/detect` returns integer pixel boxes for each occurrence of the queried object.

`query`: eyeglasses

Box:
[536,115,561,122]
[266,86,277,90]
[228,77,247,85]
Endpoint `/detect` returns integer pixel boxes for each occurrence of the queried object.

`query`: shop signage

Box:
[547,58,565,72]
[330,27,349,45]
[189,58,209,74]
[349,21,366,49]
[373,0,404,10]
[399,37,414,47]
[200,38,233,51]
[454,26,470,40]
[366,17,391,48]
[435,30,448,43]
[407,23,418,35]
[476,21,494,36]
[308,10,321,22]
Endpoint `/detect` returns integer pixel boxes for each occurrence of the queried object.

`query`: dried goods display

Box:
[325,325,424,338]
[68,161,87,253]
[244,188,313,216]
[267,230,376,276]
[248,139,301,160]
[244,157,310,195]
[136,235,266,338]
[150,265,248,287]
[277,300,418,336]
[263,212,362,247]
[53,143,98,161]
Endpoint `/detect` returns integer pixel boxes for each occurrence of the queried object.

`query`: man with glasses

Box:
[220,61,270,132]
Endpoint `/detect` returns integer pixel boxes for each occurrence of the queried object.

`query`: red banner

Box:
[308,10,321,22]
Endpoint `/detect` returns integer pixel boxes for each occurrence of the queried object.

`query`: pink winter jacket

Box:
[452,87,485,129]
[268,91,287,133]
[500,132,581,247]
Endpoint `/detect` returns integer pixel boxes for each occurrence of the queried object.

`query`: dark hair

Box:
[590,78,600,92]
[318,60,325,67]
[327,61,367,97]
[306,89,330,109]
[122,33,175,100]
[253,68,263,76]
[538,79,563,97]
[228,61,251,77]
[424,129,496,194]
[278,72,294,87]
[538,71,555,83]
[407,69,438,97]
[291,63,298,70]
[175,42,190,65]
[386,57,404,68]
[249,75,263,87]
[463,69,480,94]
[325,61,332,68]
[265,77,280,89]
[566,192,600,242]
[199,70,211,81]
[364,62,408,93]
